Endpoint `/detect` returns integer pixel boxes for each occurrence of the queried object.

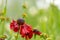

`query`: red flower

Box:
[20,23,33,40]
[10,20,19,32]
[33,29,42,35]
[10,18,42,40]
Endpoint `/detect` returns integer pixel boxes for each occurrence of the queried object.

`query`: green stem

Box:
[3,0,7,16]
[2,21,5,35]
[1,0,8,35]
[15,32,19,40]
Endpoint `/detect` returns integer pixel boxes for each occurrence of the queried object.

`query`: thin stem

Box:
[15,32,19,40]
[25,36,29,40]
[3,0,7,16]
[2,21,5,35]
[1,0,8,35]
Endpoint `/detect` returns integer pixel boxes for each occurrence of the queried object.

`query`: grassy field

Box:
[0,1,60,40]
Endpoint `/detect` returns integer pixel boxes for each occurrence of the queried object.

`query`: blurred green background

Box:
[0,0,60,40]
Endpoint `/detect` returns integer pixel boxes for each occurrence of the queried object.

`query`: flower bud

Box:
[22,3,28,9]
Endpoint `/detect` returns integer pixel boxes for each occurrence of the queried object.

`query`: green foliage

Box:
[0,3,60,40]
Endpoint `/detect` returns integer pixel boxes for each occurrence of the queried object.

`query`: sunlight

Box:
[29,7,38,16]
[36,0,50,9]
[38,16,48,23]
[36,0,60,9]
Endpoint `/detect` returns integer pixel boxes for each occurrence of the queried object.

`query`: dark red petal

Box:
[33,29,42,35]
[10,23,14,29]
[10,20,19,32]
[13,27,19,32]
[20,24,33,39]
[28,31,33,39]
